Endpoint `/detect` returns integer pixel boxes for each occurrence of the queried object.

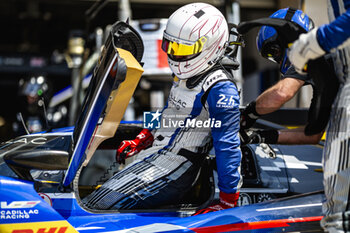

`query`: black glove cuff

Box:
[246,101,261,119]
[260,129,279,144]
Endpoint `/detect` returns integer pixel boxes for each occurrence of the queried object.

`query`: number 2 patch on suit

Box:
[216,94,235,108]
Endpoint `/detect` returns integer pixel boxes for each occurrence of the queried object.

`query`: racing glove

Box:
[241,129,279,145]
[288,28,325,74]
[240,101,260,130]
[193,192,240,215]
[116,128,154,164]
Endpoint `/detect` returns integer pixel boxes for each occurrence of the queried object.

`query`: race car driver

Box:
[83,2,242,214]
[240,8,324,145]
[288,1,350,231]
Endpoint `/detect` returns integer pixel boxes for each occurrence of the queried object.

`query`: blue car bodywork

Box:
[0,21,325,233]
[0,173,324,232]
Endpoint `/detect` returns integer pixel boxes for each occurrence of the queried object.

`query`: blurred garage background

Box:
[0,0,328,142]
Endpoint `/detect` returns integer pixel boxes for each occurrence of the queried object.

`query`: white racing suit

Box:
[83,68,242,210]
[317,0,350,231]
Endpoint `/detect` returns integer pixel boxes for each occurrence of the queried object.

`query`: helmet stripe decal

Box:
[179,5,212,38]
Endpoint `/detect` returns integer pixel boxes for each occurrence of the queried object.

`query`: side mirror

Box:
[4,150,68,181]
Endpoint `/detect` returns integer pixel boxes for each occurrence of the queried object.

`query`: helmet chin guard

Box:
[162,3,229,80]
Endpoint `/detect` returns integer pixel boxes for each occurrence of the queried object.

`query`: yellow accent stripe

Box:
[285,126,300,129]
[0,220,78,233]
[39,180,60,184]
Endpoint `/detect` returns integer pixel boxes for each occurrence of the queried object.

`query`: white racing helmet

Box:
[162,3,229,80]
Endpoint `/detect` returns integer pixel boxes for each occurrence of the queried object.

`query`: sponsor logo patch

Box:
[202,71,228,92]
[0,221,77,233]
[1,201,40,209]
[216,94,235,108]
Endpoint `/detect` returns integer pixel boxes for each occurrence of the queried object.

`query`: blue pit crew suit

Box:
[83,67,242,210]
[314,0,350,231]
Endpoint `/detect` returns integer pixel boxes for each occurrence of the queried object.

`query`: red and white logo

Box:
[38,193,53,206]
[0,201,40,209]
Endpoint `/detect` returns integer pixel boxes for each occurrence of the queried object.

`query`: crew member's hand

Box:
[241,129,279,145]
[240,101,260,130]
[288,28,325,74]
[116,129,154,164]
[193,191,239,215]
[239,129,251,146]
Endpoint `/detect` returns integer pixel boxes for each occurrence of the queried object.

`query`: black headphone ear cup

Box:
[261,39,283,64]
[308,18,315,30]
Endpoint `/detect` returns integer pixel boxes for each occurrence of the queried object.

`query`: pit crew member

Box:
[288,1,350,231]
[240,8,324,145]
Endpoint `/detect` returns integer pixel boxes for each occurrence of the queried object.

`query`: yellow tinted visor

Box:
[162,33,207,56]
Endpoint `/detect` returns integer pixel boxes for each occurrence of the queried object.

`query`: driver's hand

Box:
[116,140,138,164]
[116,129,154,164]
[288,28,325,74]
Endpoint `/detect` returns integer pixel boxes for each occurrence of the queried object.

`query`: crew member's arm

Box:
[317,6,350,52]
[278,127,323,144]
[242,127,323,145]
[255,77,305,115]
[289,5,350,73]
[241,77,304,129]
